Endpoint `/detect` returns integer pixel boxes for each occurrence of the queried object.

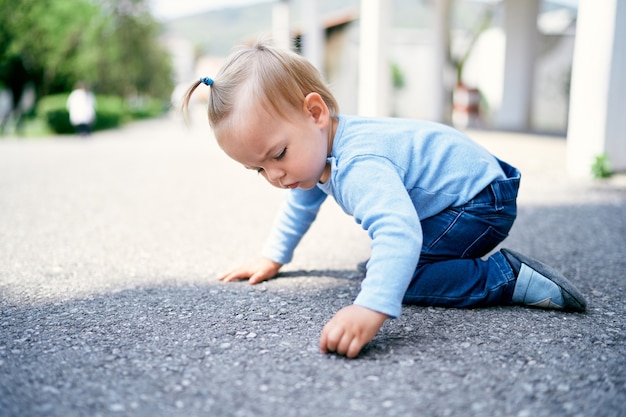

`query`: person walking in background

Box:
[67,82,95,136]
[0,87,12,135]
[182,41,587,359]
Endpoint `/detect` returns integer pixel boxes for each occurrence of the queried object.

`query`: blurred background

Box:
[1,0,623,176]
[158,0,578,134]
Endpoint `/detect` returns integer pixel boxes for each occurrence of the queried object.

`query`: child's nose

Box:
[265,167,284,182]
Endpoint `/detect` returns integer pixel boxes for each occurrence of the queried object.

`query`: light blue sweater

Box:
[262,115,507,318]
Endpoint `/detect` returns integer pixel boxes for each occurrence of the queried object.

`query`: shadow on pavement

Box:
[1,179,625,417]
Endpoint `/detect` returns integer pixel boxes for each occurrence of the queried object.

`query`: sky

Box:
[149,0,271,20]
[149,0,579,21]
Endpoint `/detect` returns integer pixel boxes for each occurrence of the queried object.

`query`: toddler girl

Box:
[182,41,586,359]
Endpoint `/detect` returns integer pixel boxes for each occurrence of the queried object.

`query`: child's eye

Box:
[275,148,286,161]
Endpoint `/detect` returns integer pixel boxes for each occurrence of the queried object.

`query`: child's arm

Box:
[319,157,423,358]
[320,305,388,358]
[218,257,282,284]
[219,188,326,285]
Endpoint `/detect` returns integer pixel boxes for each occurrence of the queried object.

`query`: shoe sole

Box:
[502,248,587,312]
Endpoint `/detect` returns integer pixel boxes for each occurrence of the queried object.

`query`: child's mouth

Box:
[287,182,300,189]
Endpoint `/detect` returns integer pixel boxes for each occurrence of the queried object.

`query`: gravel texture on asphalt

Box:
[1,115,625,417]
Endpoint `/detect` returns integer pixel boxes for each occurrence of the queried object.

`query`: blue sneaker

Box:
[501,249,587,312]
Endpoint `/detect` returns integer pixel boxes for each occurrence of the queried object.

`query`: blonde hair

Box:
[182,41,339,131]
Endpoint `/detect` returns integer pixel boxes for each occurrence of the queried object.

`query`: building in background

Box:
[158,0,625,176]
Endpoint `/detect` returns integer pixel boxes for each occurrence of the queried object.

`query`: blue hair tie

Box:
[200,77,214,86]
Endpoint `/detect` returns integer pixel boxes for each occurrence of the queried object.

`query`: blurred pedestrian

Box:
[67,82,95,136]
[0,87,11,135]
[14,82,36,135]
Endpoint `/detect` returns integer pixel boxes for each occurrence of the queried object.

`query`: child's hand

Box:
[320,305,388,359]
[218,257,282,285]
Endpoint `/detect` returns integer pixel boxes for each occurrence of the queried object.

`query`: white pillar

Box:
[496,0,539,130]
[567,0,626,176]
[301,0,324,72]
[273,0,291,50]
[358,0,390,117]
[433,0,452,124]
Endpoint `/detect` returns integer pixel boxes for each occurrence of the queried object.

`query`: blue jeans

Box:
[402,159,520,308]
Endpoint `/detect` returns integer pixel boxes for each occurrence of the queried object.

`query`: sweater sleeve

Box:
[261,187,328,264]
[334,156,422,318]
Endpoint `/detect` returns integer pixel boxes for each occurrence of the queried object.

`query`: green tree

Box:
[0,0,173,102]
[93,0,173,99]
[0,0,100,96]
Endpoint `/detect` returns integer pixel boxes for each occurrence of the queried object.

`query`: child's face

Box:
[216,93,332,190]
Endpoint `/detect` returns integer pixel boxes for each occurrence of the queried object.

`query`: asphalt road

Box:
[1,111,625,417]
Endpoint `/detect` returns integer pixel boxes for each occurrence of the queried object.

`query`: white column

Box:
[433,0,452,124]
[496,0,539,130]
[301,0,324,72]
[358,0,390,117]
[567,0,626,176]
[273,0,291,50]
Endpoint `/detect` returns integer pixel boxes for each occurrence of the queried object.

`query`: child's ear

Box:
[303,93,329,128]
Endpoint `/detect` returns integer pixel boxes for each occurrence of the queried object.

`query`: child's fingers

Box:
[337,334,357,357]
[346,338,364,359]
[218,267,272,283]
[321,329,363,358]
[218,268,253,282]
[218,259,281,284]
[249,271,270,285]
[320,323,344,354]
